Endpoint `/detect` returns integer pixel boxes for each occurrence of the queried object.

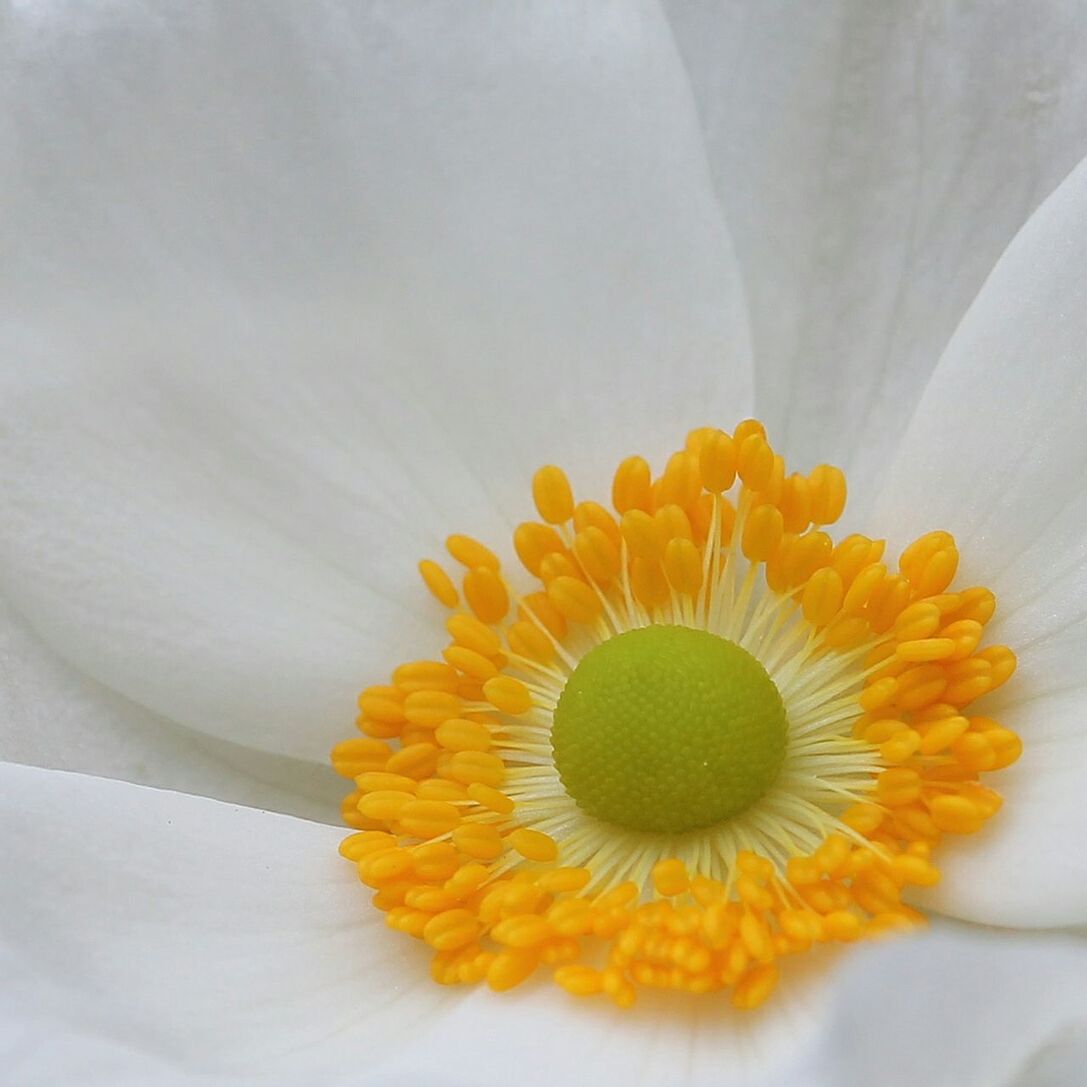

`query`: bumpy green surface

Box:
[551,625,787,833]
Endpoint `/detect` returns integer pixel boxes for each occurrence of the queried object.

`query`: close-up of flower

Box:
[3,3,1087,1086]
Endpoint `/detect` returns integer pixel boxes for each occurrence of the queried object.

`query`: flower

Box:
[3,4,1087,1085]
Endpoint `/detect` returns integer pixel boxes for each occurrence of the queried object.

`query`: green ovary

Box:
[551,625,788,834]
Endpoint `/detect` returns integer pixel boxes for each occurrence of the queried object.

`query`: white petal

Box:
[1006,1021,1087,1087]
[665,2,1087,516]
[0,594,341,821]
[0,2,752,762]
[1,763,832,1086]
[875,154,1087,926]
[818,923,1087,1087]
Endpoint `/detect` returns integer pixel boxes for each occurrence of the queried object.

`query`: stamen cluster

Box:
[331,421,1020,1009]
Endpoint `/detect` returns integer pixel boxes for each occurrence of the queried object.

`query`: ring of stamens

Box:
[332,421,1021,1010]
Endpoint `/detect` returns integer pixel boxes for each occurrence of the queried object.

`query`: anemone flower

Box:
[3,4,1087,1086]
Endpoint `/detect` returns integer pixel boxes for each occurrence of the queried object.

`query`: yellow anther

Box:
[876,768,922,807]
[954,586,997,625]
[358,685,406,724]
[880,728,921,763]
[491,916,554,948]
[929,794,985,834]
[394,660,460,693]
[894,601,943,642]
[572,500,621,543]
[533,465,575,524]
[445,751,506,788]
[487,948,540,991]
[483,675,533,715]
[467,782,516,814]
[452,822,505,861]
[424,909,480,952]
[446,863,490,892]
[513,521,565,577]
[895,663,948,710]
[950,730,996,772]
[814,835,851,877]
[785,856,821,886]
[742,503,785,563]
[435,717,492,752]
[737,876,775,911]
[824,911,862,942]
[654,503,693,542]
[737,852,776,880]
[417,559,459,608]
[809,464,847,524]
[732,961,778,1010]
[508,828,559,862]
[896,637,956,662]
[554,964,604,996]
[732,418,766,446]
[891,854,941,887]
[939,619,983,660]
[547,575,602,624]
[914,546,960,597]
[841,803,885,835]
[358,847,414,886]
[985,727,1023,770]
[862,718,908,744]
[658,450,702,509]
[446,534,500,571]
[802,567,844,627]
[505,620,553,665]
[698,429,736,493]
[330,737,392,778]
[979,645,1017,690]
[594,884,638,912]
[824,615,870,648]
[611,455,653,514]
[356,771,418,795]
[386,742,441,779]
[869,575,913,634]
[574,526,621,583]
[411,842,461,881]
[445,613,502,656]
[663,536,703,596]
[442,645,499,681]
[536,867,593,894]
[917,713,969,756]
[737,434,775,490]
[652,859,690,897]
[782,529,833,587]
[755,453,786,506]
[620,509,665,561]
[519,592,567,640]
[403,690,461,729]
[685,425,718,453]
[629,557,669,610]
[398,800,462,839]
[739,912,774,963]
[358,790,415,821]
[339,831,397,862]
[538,553,581,585]
[463,566,509,624]
[780,473,812,533]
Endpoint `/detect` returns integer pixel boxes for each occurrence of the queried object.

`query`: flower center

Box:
[552,625,787,832]
[331,418,1022,1012]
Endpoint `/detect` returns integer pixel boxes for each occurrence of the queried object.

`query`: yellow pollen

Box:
[333,420,1021,1012]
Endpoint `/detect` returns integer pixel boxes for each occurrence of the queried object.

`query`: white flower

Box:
[3,3,1087,1085]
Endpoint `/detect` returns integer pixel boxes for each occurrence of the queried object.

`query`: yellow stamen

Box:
[333,420,1020,1012]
